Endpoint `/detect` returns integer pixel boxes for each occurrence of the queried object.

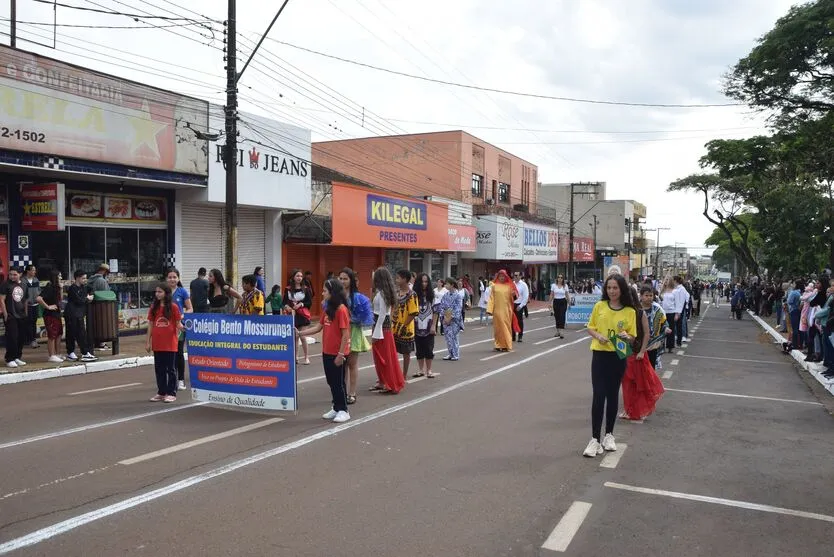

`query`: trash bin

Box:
[89,290,119,355]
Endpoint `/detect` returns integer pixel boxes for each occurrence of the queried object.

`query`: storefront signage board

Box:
[445,225,477,252]
[522,223,559,263]
[0,45,208,175]
[558,235,595,262]
[331,183,447,250]
[22,182,65,231]
[65,190,166,225]
[462,215,523,260]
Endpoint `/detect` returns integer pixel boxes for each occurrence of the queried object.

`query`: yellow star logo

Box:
[128,99,168,159]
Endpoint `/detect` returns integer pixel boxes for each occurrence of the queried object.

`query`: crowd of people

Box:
[6,259,724,455]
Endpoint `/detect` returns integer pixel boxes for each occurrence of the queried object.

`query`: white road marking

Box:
[541,501,593,552]
[535,336,560,345]
[676,350,685,355]
[480,351,511,361]
[685,338,759,344]
[67,382,142,396]
[1,465,114,501]
[681,354,782,364]
[599,444,627,469]
[664,388,822,406]
[670,359,679,366]
[605,482,834,523]
[0,403,208,450]
[119,418,283,466]
[298,324,560,384]
[0,336,591,555]
[662,370,673,379]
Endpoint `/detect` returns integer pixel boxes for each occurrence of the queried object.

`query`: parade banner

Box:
[568,293,599,325]
[185,314,297,411]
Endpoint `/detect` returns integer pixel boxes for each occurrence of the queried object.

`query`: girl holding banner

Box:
[583,274,637,458]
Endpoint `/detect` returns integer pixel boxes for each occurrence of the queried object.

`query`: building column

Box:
[265,210,283,289]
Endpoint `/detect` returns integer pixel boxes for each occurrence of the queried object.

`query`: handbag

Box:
[297,307,311,320]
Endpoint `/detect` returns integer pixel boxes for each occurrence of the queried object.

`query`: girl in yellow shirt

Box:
[584,274,638,458]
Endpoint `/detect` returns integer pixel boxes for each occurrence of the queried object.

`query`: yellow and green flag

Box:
[609,333,633,360]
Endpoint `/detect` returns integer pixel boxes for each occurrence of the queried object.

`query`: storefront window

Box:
[385,249,407,274]
[409,251,424,275]
[430,253,443,281]
[139,229,167,310]
[69,227,105,276]
[29,230,68,280]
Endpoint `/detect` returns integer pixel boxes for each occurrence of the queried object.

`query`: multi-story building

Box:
[297,131,557,293]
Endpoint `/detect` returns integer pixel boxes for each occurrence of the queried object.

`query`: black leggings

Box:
[322,354,348,413]
[591,350,627,440]
[176,338,186,381]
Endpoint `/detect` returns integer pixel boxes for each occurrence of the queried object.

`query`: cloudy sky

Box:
[2,0,798,252]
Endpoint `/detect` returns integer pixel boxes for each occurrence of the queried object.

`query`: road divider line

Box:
[119,418,283,466]
[599,444,627,469]
[604,482,834,523]
[0,336,590,555]
[67,383,142,396]
[541,501,593,552]
[662,370,673,379]
[0,403,209,450]
[480,352,510,361]
[670,359,679,366]
[298,324,565,384]
[680,354,782,364]
[665,388,821,406]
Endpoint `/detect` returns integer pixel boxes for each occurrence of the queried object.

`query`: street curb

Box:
[0,355,155,386]
[0,309,551,386]
[748,310,834,397]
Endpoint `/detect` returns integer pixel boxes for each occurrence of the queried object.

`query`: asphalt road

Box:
[0,305,832,556]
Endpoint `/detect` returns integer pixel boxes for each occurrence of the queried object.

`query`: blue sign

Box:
[568,294,600,325]
[366,193,427,230]
[185,314,297,411]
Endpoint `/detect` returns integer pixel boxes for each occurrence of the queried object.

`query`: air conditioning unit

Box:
[486,198,496,206]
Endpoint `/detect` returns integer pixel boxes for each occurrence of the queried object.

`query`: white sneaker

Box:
[81,353,98,362]
[14,359,26,366]
[602,433,617,452]
[6,361,17,368]
[322,409,337,420]
[67,352,78,361]
[30,340,39,349]
[48,355,63,363]
[178,380,186,391]
[682,337,689,343]
[583,438,603,457]
[332,410,351,423]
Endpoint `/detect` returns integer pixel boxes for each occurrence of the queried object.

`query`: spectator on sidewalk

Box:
[37,270,64,363]
[167,268,193,391]
[1,268,28,368]
[189,268,210,313]
[65,270,97,363]
[239,274,265,315]
[146,283,183,404]
[88,263,111,350]
[24,264,40,349]
[266,285,283,315]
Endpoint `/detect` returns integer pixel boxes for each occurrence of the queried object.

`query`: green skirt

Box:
[350,324,371,353]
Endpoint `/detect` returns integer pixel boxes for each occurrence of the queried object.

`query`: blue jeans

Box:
[789,309,802,348]
[824,327,834,369]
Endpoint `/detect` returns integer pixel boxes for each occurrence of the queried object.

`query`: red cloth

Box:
[148,304,182,352]
[371,329,405,394]
[495,270,522,334]
[621,355,665,420]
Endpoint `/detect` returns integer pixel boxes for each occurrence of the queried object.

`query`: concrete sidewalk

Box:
[0,304,554,385]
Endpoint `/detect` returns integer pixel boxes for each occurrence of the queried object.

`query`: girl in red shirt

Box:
[146,283,183,403]
[299,278,352,423]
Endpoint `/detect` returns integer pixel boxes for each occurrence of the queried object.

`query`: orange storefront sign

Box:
[331,182,448,249]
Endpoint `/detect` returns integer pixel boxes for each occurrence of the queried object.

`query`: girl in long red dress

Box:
[369,267,405,394]
[621,286,666,420]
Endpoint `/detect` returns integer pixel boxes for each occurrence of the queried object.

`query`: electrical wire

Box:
[0,18,208,29]
[263,38,742,109]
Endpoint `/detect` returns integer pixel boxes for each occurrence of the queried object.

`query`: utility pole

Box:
[655,227,669,278]
[568,183,575,282]
[590,215,598,280]
[10,0,16,47]
[224,0,239,288]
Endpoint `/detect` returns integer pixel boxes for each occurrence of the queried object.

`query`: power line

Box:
[265,38,742,109]
[0,17,209,29]
[34,0,218,21]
